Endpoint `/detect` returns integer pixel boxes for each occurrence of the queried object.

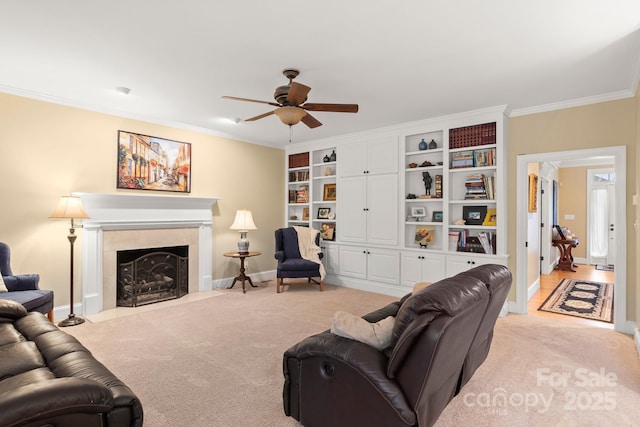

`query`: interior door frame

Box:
[514,146,628,333]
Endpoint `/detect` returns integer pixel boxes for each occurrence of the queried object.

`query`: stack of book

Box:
[465,174,487,199]
[296,185,309,203]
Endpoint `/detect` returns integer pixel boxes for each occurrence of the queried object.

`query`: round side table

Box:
[223,251,261,293]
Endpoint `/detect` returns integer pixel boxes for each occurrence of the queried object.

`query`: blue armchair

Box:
[0,242,54,321]
[274,227,324,293]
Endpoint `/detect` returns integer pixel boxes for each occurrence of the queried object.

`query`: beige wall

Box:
[509,95,637,321]
[0,93,285,307]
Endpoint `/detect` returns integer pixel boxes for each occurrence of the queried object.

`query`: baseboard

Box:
[527,278,540,301]
[632,323,640,356]
[212,269,277,289]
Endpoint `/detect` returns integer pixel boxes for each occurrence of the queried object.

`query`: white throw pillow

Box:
[330,310,395,351]
[0,275,7,292]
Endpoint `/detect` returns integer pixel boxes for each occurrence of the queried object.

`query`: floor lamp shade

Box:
[49,196,90,327]
[229,209,257,254]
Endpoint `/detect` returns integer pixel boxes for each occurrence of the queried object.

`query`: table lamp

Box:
[49,195,90,326]
[229,209,256,254]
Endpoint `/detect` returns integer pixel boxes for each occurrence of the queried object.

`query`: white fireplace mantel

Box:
[74,192,220,315]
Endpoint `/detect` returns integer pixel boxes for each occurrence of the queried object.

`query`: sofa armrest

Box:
[3,274,40,291]
[0,377,114,427]
[283,331,416,426]
[0,299,28,319]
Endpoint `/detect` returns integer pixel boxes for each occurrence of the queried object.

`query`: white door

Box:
[587,169,615,266]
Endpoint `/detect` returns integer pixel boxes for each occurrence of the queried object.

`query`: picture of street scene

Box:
[118,131,191,193]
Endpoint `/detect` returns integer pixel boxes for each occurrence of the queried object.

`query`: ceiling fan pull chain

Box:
[289,125,293,143]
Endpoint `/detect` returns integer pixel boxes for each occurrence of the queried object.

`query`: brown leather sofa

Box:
[283,264,511,427]
[0,299,143,427]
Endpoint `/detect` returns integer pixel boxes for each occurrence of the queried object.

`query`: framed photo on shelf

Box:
[117,130,191,193]
[317,207,331,219]
[415,226,435,248]
[432,211,443,222]
[482,208,496,226]
[411,207,426,217]
[463,205,487,225]
[302,207,310,221]
[323,183,337,201]
[320,223,335,240]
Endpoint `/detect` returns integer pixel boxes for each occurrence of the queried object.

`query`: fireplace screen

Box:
[117,246,188,307]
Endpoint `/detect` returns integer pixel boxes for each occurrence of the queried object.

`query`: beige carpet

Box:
[66,280,640,427]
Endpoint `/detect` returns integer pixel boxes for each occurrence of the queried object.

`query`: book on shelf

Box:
[435,174,443,198]
[289,170,309,182]
[448,231,460,252]
[293,185,308,203]
[449,122,496,149]
[478,232,493,255]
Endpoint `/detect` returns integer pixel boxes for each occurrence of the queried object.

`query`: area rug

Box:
[595,264,614,271]
[538,279,614,323]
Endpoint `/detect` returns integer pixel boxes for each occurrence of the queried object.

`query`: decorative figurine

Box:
[428,139,437,149]
[422,172,432,195]
[418,138,428,151]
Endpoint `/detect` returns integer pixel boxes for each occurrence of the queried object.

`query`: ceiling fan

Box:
[222,68,358,129]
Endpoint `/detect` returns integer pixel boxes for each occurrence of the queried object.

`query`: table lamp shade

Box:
[230,209,256,254]
[229,209,256,231]
[50,196,90,219]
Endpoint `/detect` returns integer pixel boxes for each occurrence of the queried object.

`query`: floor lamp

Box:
[50,195,90,327]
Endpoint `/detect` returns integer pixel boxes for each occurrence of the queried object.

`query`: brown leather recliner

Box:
[282,264,512,427]
[0,299,143,427]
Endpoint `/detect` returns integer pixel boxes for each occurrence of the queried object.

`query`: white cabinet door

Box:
[401,252,445,287]
[339,246,368,279]
[339,176,367,243]
[339,141,368,177]
[339,137,398,177]
[367,248,400,284]
[445,254,495,277]
[366,174,398,245]
[367,137,398,175]
[320,244,339,275]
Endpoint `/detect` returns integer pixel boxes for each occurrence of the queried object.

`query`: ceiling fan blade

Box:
[303,103,359,113]
[287,82,311,105]
[301,113,322,128]
[245,110,275,121]
[222,96,279,107]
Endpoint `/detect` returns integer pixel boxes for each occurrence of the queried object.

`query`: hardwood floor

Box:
[528,264,615,329]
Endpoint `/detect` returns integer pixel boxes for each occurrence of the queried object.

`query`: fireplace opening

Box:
[117,245,188,307]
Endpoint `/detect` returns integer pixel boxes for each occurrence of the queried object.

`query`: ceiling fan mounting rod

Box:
[282,68,299,83]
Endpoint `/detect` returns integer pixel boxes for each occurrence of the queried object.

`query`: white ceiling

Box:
[2,1,639,148]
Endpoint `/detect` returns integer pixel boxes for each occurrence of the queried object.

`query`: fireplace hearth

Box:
[117,245,188,307]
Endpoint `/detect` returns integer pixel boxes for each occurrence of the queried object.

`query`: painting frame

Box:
[323,183,337,201]
[463,205,487,225]
[117,130,191,193]
[317,207,331,219]
[320,223,336,241]
[432,211,443,222]
[528,173,538,212]
[411,207,426,218]
[302,207,310,221]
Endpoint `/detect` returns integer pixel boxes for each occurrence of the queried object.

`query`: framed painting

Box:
[117,130,191,193]
[317,207,331,219]
[323,183,337,201]
[320,223,336,241]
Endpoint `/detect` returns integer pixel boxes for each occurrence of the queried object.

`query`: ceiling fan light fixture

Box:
[274,106,307,126]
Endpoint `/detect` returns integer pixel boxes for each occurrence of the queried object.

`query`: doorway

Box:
[587,168,616,267]
[515,146,627,333]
